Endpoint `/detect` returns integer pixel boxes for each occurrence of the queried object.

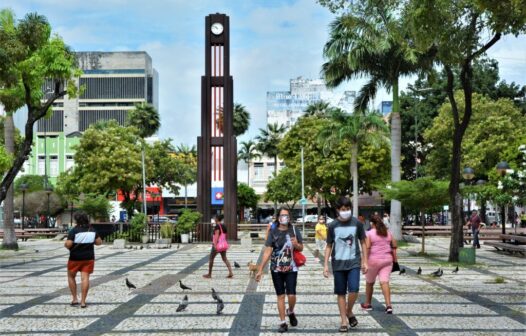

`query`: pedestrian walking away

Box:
[64,211,102,308]
[256,208,303,333]
[323,196,368,333]
[361,214,397,314]
[315,215,328,260]
[203,214,234,279]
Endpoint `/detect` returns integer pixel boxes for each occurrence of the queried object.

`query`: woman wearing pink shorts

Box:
[361,215,397,314]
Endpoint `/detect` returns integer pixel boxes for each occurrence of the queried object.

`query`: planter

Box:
[141,235,149,244]
[459,247,476,264]
[181,233,190,244]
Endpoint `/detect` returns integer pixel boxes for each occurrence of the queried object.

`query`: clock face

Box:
[211,22,224,35]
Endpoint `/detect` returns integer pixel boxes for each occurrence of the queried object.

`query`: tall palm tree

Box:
[322,9,433,239]
[319,108,389,216]
[175,143,197,208]
[238,140,261,185]
[127,102,160,215]
[256,123,286,214]
[233,103,250,137]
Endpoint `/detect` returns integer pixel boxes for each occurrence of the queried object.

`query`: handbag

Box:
[389,232,399,272]
[215,224,229,252]
[292,227,306,267]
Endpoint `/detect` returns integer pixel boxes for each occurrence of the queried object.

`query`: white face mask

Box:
[279,215,289,225]
[339,210,352,220]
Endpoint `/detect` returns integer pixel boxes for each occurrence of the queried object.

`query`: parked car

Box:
[296,215,334,224]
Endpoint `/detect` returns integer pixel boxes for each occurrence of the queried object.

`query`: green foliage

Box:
[160,222,175,239]
[264,167,302,210]
[129,213,147,238]
[379,177,449,211]
[79,195,111,221]
[146,140,187,195]
[424,93,525,179]
[55,169,80,203]
[176,209,202,234]
[127,102,160,139]
[233,103,250,136]
[237,183,259,211]
[72,121,142,196]
[14,175,47,194]
[256,123,286,164]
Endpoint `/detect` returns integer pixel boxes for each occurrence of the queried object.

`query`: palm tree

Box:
[322,9,433,239]
[233,103,250,137]
[319,108,389,216]
[304,101,331,117]
[238,140,261,185]
[127,102,161,215]
[256,123,286,214]
[175,144,197,208]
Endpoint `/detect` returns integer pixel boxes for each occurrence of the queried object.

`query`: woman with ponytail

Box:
[361,214,397,314]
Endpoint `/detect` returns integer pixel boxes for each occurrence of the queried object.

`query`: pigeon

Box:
[432,268,443,277]
[177,244,180,249]
[179,280,192,291]
[452,266,459,273]
[399,268,406,275]
[234,261,241,269]
[216,298,224,315]
[176,295,188,312]
[417,267,422,275]
[250,249,255,253]
[125,278,136,290]
[211,288,221,302]
[139,246,143,250]
[34,249,39,253]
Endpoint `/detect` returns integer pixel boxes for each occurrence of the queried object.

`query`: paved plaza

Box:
[0,237,524,335]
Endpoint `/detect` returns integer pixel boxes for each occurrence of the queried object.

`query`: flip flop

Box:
[70,302,79,307]
[339,325,349,332]
[80,304,87,309]
[226,274,234,278]
[348,315,358,328]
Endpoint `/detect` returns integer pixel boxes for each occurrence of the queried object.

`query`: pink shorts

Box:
[366,258,392,283]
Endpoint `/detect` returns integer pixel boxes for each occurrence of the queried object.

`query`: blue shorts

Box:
[271,271,298,296]
[333,268,360,295]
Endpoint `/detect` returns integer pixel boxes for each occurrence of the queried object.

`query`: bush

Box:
[80,194,111,221]
[160,222,175,238]
[129,213,147,241]
[176,210,202,234]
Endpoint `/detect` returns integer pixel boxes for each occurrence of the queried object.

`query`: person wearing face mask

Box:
[323,196,368,333]
[315,215,328,260]
[256,208,303,333]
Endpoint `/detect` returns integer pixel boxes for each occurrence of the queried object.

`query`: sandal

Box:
[80,304,87,309]
[70,302,79,307]
[226,274,234,278]
[202,274,211,279]
[348,315,358,328]
[339,325,349,332]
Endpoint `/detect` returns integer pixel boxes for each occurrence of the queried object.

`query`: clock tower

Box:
[197,13,237,240]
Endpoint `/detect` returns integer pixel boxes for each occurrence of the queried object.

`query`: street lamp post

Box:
[45,186,53,228]
[496,161,511,237]
[19,183,28,230]
[476,179,486,223]
[462,167,475,214]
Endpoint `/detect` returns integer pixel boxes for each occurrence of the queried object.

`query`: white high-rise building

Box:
[266,77,355,128]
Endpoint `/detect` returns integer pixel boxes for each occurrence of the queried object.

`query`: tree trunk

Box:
[390,78,402,240]
[351,143,359,216]
[2,114,18,250]
[247,160,250,185]
[420,210,426,254]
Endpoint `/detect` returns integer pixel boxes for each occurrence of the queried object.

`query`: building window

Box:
[38,156,45,175]
[50,156,58,177]
[254,162,264,180]
[66,155,74,170]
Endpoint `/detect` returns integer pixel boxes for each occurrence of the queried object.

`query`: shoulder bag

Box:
[292,226,306,267]
[215,224,230,252]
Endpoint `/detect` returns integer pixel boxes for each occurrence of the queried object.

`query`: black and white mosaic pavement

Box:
[0,237,524,335]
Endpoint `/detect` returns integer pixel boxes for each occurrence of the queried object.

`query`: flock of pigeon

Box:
[124,268,241,315]
[399,265,459,277]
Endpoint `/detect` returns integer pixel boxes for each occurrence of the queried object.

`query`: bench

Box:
[484,241,526,254]
[500,234,526,243]
[24,228,62,238]
[0,231,35,241]
[402,225,452,237]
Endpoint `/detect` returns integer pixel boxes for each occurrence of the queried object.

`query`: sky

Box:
[3,0,526,146]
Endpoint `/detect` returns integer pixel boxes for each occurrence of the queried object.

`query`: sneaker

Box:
[360,303,373,311]
[287,309,298,327]
[278,322,288,333]
[385,305,393,314]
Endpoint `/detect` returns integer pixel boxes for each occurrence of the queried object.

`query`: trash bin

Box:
[459,247,476,264]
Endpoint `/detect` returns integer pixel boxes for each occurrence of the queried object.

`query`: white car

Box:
[296,215,333,224]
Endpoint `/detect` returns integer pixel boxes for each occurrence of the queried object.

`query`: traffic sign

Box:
[300,197,307,205]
